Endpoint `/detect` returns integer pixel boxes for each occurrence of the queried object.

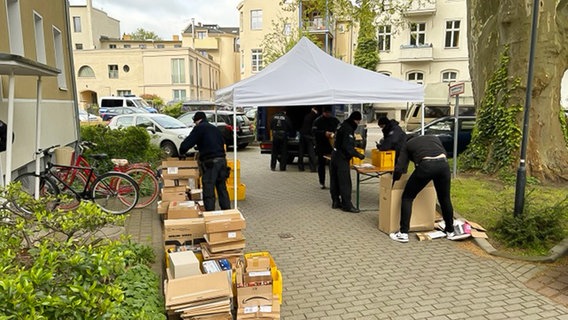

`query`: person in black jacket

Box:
[312,106,340,189]
[377,116,406,162]
[298,107,318,172]
[270,110,293,171]
[179,111,230,211]
[389,135,457,243]
[330,111,365,213]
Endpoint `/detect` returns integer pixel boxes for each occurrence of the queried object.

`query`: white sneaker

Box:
[446,231,470,241]
[389,231,409,243]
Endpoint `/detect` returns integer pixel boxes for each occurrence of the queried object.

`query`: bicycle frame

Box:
[49,162,97,200]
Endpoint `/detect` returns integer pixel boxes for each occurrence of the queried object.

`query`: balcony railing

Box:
[399,43,434,62]
[305,16,336,37]
[404,0,436,16]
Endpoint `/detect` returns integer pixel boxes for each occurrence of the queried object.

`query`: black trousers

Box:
[298,135,316,171]
[201,158,231,211]
[316,154,328,185]
[270,136,288,170]
[400,160,455,233]
[329,151,353,210]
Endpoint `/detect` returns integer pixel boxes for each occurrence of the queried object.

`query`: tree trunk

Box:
[468,0,568,182]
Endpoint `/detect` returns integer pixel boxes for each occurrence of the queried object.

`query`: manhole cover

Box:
[278,233,294,240]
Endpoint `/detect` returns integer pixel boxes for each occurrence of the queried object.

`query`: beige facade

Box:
[69,0,120,50]
[375,0,473,120]
[0,0,78,179]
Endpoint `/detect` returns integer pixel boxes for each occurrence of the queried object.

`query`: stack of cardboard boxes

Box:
[201,209,247,266]
[235,252,282,319]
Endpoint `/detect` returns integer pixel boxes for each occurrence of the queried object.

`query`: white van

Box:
[404,103,476,131]
[98,96,157,113]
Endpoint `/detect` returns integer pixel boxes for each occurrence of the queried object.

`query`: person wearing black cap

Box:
[179,111,230,211]
[389,135,457,243]
[329,111,365,213]
[376,116,405,163]
[312,106,340,189]
[270,110,294,171]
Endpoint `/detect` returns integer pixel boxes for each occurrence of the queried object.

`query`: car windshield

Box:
[133,99,151,108]
[153,115,187,129]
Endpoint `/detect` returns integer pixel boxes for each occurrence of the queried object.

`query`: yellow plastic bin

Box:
[244,251,282,304]
[372,150,395,171]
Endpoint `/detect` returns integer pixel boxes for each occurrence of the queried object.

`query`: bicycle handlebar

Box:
[36,145,60,156]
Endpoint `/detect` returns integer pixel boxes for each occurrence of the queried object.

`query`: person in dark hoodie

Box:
[376,116,406,162]
[329,111,365,213]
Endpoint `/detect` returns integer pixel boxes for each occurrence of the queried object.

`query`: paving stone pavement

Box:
[125,124,568,319]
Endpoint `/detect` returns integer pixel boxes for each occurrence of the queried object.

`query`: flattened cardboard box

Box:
[206,230,245,244]
[203,238,246,253]
[236,296,281,319]
[162,159,199,169]
[162,168,200,180]
[378,173,436,234]
[205,214,246,233]
[161,188,187,202]
[164,271,232,307]
[237,284,273,308]
[164,218,205,243]
[202,209,243,222]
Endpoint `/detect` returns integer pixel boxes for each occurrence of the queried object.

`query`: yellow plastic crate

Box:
[226,182,246,201]
[371,149,395,171]
[244,251,282,304]
[350,147,365,166]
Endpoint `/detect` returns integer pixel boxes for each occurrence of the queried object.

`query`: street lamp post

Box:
[513,0,540,217]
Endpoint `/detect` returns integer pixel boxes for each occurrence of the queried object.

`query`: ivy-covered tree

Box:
[127,28,161,41]
[466,0,568,182]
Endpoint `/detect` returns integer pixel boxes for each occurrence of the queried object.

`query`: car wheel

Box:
[237,143,248,149]
[161,141,178,157]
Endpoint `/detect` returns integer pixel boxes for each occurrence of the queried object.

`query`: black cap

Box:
[193,111,206,122]
[378,116,389,126]
[348,111,362,121]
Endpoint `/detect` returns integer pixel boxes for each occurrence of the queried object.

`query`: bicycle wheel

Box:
[126,167,159,208]
[12,173,60,214]
[52,168,88,211]
[91,172,139,215]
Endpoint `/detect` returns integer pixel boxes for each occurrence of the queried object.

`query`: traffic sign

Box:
[449,82,465,97]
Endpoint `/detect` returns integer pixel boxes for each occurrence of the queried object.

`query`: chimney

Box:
[173,35,179,41]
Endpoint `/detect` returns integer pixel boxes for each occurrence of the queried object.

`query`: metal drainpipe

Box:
[63,0,82,149]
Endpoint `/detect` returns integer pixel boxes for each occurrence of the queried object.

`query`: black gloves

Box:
[392,169,402,182]
[358,153,365,160]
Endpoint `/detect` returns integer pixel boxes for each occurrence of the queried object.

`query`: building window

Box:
[73,16,81,32]
[251,10,262,30]
[109,44,117,49]
[171,58,185,84]
[251,49,263,72]
[445,20,460,48]
[117,90,131,96]
[198,63,203,86]
[283,23,291,36]
[197,31,206,39]
[189,59,195,85]
[442,71,458,82]
[7,0,24,56]
[174,44,182,48]
[407,72,424,84]
[52,26,67,89]
[410,22,426,46]
[108,64,118,79]
[379,71,391,77]
[139,44,146,49]
[240,50,245,74]
[124,44,131,48]
[123,65,130,72]
[377,25,391,51]
[75,43,83,50]
[156,44,165,48]
[78,65,95,77]
[173,89,186,101]
[240,12,243,30]
[33,12,46,63]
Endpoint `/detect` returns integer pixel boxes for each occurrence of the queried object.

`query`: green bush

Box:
[161,102,183,118]
[492,194,568,254]
[80,125,163,172]
[0,186,165,319]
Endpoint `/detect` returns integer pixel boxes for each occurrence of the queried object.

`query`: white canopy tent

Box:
[215,37,424,207]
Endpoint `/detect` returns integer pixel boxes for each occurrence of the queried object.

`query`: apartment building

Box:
[375,0,473,120]
[0,0,78,182]
[237,0,356,80]
[70,0,225,108]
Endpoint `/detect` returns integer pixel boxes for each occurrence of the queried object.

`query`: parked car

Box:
[177,110,255,149]
[406,115,476,158]
[98,95,158,113]
[78,109,101,122]
[107,113,193,157]
[404,103,476,131]
[99,106,148,121]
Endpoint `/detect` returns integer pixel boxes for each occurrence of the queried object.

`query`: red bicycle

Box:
[56,141,159,209]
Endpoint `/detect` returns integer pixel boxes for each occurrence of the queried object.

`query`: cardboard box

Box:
[236,295,281,319]
[205,216,246,233]
[246,256,271,272]
[205,239,246,253]
[157,201,170,215]
[162,168,200,180]
[189,189,203,201]
[168,250,201,279]
[203,209,243,222]
[167,201,201,219]
[378,173,436,234]
[164,271,232,308]
[162,159,199,169]
[164,218,205,244]
[237,284,273,308]
[206,230,245,244]
[161,187,187,202]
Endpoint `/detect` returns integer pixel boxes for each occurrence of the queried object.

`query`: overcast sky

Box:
[69,0,241,39]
